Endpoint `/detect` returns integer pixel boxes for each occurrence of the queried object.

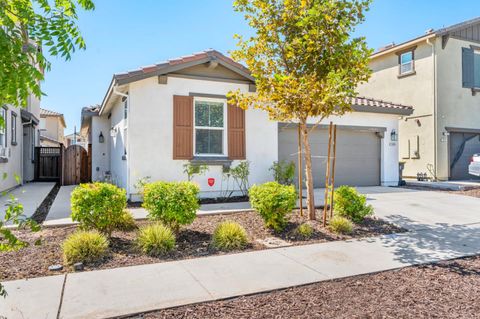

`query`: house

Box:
[81,49,413,200]
[357,17,480,181]
[64,132,88,150]
[0,94,41,192]
[39,108,66,147]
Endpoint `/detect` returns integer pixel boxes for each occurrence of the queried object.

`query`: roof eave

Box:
[351,104,413,116]
[370,33,436,59]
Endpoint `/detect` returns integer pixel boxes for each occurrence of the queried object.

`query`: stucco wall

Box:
[109,98,128,189]
[436,37,480,179]
[127,76,278,199]
[305,111,400,186]
[91,116,111,181]
[0,108,24,192]
[357,40,436,178]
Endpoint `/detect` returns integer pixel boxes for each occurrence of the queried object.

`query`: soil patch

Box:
[0,210,404,281]
[137,255,480,319]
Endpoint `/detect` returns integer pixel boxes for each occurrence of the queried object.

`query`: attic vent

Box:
[377,42,395,52]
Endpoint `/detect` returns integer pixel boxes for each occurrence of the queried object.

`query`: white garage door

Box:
[278,125,382,187]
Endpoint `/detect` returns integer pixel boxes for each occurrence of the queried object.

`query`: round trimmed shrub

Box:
[137,223,176,256]
[212,221,248,251]
[62,230,109,265]
[333,186,373,223]
[113,210,137,232]
[71,182,127,236]
[295,223,314,239]
[249,182,296,232]
[328,216,353,234]
[142,181,199,232]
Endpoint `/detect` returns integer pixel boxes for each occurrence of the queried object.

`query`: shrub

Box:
[71,182,127,236]
[62,231,109,265]
[142,181,199,232]
[333,186,374,223]
[249,182,297,232]
[137,223,176,256]
[113,210,137,232]
[270,160,295,185]
[295,223,314,239]
[183,163,209,181]
[328,216,353,234]
[212,221,248,251]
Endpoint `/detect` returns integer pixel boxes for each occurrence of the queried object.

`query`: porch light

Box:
[390,129,398,142]
[99,131,104,143]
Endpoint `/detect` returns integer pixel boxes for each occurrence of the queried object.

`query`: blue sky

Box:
[41,0,479,134]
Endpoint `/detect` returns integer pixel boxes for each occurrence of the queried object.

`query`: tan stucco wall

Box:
[40,116,65,145]
[357,40,436,178]
[436,37,480,179]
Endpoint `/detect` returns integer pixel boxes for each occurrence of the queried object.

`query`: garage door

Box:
[449,132,480,180]
[278,125,381,187]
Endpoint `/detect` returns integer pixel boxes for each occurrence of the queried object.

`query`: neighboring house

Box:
[0,94,41,192]
[357,17,480,181]
[81,49,412,200]
[64,132,88,150]
[39,108,66,147]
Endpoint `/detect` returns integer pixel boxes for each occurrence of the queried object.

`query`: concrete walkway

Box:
[2,188,480,319]
[0,182,55,222]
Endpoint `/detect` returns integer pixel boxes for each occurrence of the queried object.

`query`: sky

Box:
[41,0,479,135]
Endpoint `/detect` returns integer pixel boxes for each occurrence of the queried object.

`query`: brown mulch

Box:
[0,210,404,282]
[135,255,480,319]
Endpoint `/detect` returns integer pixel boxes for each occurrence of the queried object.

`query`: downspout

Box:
[112,86,130,199]
[426,37,438,180]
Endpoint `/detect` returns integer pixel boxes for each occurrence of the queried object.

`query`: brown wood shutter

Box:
[173,95,193,159]
[228,104,246,160]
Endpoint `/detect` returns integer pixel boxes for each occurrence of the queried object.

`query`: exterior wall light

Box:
[390,129,398,142]
[99,131,104,143]
[110,127,117,137]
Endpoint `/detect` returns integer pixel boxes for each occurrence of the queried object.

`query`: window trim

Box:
[0,107,7,150]
[11,112,17,146]
[396,47,416,77]
[193,97,228,157]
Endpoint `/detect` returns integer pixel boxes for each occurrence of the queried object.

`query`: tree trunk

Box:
[300,120,316,220]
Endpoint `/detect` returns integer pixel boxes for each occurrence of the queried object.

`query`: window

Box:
[11,113,16,145]
[0,108,6,148]
[399,51,414,75]
[474,51,480,88]
[194,98,226,156]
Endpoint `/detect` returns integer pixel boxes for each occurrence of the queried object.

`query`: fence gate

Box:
[63,145,89,185]
[35,147,62,181]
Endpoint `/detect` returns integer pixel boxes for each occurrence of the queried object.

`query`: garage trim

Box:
[278,122,387,133]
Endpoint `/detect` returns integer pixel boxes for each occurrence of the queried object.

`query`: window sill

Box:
[471,88,480,96]
[397,71,416,79]
[0,157,8,163]
[190,156,232,169]
[11,142,17,146]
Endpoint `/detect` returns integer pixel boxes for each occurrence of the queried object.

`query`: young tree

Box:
[229,0,372,220]
[0,0,95,108]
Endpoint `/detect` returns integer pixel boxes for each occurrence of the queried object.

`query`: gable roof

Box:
[40,108,66,127]
[371,16,480,58]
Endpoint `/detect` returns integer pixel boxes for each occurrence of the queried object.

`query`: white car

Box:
[469,154,480,177]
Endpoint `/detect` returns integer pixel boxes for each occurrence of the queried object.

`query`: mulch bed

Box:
[133,255,480,319]
[128,195,250,207]
[0,210,404,282]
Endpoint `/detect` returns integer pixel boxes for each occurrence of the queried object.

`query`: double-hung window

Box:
[11,113,17,145]
[194,98,226,156]
[399,51,414,75]
[0,108,6,149]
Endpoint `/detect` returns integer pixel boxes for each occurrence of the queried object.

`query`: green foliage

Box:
[212,221,248,251]
[142,181,199,232]
[0,0,95,107]
[222,161,250,198]
[113,210,137,232]
[62,230,108,265]
[137,223,176,256]
[183,163,209,181]
[333,186,373,223]
[295,223,314,239]
[270,160,295,185]
[249,182,296,232]
[134,176,151,194]
[328,216,353,234]
[0,196,40,297]
[70,183,127,236]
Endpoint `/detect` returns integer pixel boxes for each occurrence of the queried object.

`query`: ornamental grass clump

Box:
[212,221,248,251]
[71,182,127,236]
[328,216,353,235]
[249,182,296,232]
[137,223,176,256]
[142,181,199,233]
[295,223,314,239]
[62,230,109,265]
[333,186,374,223]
